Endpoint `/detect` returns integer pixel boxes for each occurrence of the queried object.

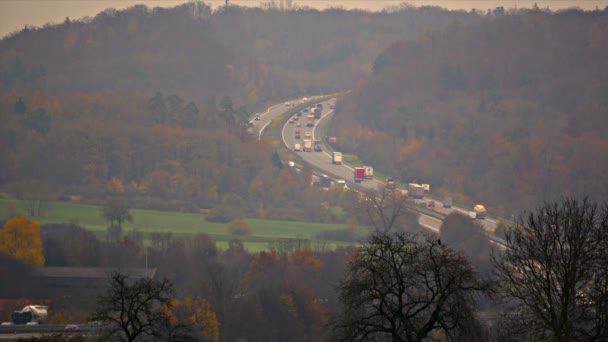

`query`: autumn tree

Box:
[225,219,253,236]
[492,198,608,341]
[91,272,174,342]
[0,216,45,266]
[331,232,487,341]
[101,199,133,241]
[166,295,220,342]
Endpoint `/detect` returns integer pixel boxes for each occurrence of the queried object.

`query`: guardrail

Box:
[0,323,101,334]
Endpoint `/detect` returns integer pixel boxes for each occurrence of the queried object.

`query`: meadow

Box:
[0,199,358,252]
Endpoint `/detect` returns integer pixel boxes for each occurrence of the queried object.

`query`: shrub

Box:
[225,219,253,236]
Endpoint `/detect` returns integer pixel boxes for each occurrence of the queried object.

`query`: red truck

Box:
[295,129,301,139]
[354,167,366,183]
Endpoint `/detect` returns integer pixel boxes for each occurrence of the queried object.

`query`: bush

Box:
[206,204,243,223]
[225,219,253,236]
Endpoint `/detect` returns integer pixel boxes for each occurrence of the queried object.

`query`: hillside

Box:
[332,7,608,215]
[0,3,480,107]
[0,3,481,221]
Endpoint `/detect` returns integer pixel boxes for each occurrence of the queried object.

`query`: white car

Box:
[284,102,291,106]
[254,115,261,121]
[289,119,294,124]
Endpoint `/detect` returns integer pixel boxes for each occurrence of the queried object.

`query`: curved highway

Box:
[277,97,503,241]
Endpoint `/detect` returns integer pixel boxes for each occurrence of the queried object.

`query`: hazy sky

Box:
[1,1,607,39]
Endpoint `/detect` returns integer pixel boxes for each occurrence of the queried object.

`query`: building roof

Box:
[32,267,157,279]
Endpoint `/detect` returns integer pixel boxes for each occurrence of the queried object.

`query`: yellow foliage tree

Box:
[107,177,125,194]
[0,216,45,266]
[170,296,220,342]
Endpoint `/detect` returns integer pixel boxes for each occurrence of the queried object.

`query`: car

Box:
[427,200,435,208]
[293,117,299,121]
[26,321,39,325]
[296,122,301,127]
[64,324,80,333]
[1,322,13,326]
[288,119,294,124]
[254,115,261,121]
[284,102,291,106]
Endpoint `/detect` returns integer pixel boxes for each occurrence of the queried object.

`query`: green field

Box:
[0,199,358,252]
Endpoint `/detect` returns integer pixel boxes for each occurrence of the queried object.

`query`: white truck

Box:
[407,183,425,199]
[422,184,430,193]
[294,143,301,151]
[332,152,343,165]
[364,166,374,179]
[303,139,312,152]
[474,204,486,219]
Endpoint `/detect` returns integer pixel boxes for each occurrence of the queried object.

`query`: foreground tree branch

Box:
[331,232,488,341]
[492,198,608,341]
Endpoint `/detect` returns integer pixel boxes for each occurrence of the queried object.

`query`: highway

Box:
[276,97,503,241]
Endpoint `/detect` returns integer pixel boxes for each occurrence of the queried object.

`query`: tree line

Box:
[332,7,608,217]
[2,195,606,341]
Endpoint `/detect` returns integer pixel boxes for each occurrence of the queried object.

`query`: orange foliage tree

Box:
[0,216,45,266]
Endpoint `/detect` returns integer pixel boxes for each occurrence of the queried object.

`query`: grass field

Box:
[0,199,358,252]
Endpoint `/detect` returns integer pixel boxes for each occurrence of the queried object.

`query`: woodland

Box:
[0,2,480,221]
[1,3,608,341]
[332,6,608,215]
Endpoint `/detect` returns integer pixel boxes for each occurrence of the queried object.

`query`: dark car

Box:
[64,324,80,333]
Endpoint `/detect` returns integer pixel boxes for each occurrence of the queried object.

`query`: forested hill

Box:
[332,8,608,215]
[0,3,483,221]
[0,3,480,106]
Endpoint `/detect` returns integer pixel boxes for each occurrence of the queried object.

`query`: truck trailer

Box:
[303,139,313,152]
[407,183,425,199]
[332,152,343,165]
[354,167,366,183]
[474,204,486,219]
[306,114,315,127]
[364,166,374,179]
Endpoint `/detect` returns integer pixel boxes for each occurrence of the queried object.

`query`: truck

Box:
[332,152,343,165]
[422,184,430,193]
[407,183,425,199]
[320,174,331,188]
[364,166,374,179]
[354,167,365,183]
[312,107,321,119]
[314,140,322,152]
[295,129,301,139]
[12,305,48,324]
[474,204,486,219]
[335,179,346,189]
[303,139,312,152]
[294,143,301,151]
[443,197,453,208]
[306,114,315,127]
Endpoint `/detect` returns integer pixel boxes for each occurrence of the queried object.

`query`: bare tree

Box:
[492,198,608,341]
[358,186,419,233]
[331,232,487,342]
[91,272,175,342]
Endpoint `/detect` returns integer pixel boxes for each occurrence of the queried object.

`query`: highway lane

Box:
[249,96,324,139]
[282,100,383,193]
